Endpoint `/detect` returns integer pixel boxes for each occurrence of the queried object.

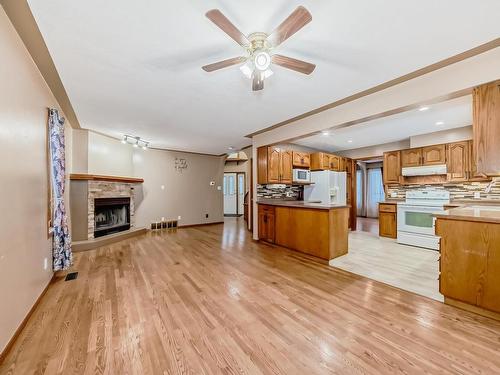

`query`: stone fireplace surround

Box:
[69,174,144,244]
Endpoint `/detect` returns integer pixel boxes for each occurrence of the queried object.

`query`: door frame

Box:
[236,172,246,216]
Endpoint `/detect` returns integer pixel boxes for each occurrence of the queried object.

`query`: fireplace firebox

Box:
[94,197,130,238]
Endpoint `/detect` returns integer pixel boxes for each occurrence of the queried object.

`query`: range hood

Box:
[402,164,447,176]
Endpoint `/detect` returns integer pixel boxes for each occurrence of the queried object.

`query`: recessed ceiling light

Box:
[228,146,235,150]
[347,140,353,143]
[322,131,329,136]
[435,121,445,126]
[419,106,430,111]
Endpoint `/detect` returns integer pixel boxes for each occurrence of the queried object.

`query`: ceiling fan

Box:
[202,6,316,91]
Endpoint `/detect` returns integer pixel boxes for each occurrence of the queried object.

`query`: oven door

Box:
[397,204,442,235]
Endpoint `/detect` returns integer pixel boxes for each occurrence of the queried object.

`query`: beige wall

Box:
[0,7,73,353]
[133,149,224,227]
[410,125,472,148]
[87,131,133,176]
[71,131,225,228]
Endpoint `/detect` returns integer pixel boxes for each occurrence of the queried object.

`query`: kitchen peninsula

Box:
[257,200,349,261]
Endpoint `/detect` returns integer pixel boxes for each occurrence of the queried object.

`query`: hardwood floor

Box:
[2,217,500,374]
[330,231,442,302]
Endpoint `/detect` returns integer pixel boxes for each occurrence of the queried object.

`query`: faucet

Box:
[485,178,498,194]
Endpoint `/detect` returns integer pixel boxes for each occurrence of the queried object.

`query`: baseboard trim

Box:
[178,221,224,229]
[0,274,55,365]
[445,297,500,321]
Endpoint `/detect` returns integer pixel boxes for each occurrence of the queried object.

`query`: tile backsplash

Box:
[386,178,500,201]
[257,184,302,200]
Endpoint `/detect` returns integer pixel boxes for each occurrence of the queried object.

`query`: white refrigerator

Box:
[304,171,347,205]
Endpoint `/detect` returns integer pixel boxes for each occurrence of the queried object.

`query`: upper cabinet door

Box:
[329,155,341,171]
[468,140,490,181]
[401,148,422,167]
[345,158,352,174]
[422,144,446,165]
[383,151,401,184]
[267,146,281,183]
[257,146,269,184]
[473,80,500,176]
[292,152,310,168]
[280,150,293,184]
[447,142,468,182]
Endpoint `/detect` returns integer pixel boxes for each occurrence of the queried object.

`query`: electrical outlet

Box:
[44,257,48,270]
[178,215,181,220]
[161,217,165,221]
[474,191,481,199]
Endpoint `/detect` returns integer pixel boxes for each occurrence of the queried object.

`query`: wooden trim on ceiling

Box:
[70,174,144,183]
[245,38,500,138]
[275,88,473,146]
[2,0,82,129]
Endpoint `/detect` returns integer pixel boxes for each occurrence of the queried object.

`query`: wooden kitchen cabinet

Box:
[422,144,446,165]
[329,155,342,171]
[292,151,310,168]
[401,148,422,167]
[310,152,331,170]
[447,141,469,182]
[258,205,275,243]
[379,203,397,238]
[473,80,500,176]
[468,140,490,181]
[344,158,352,174]
[436,217,500,316]
[257,146,293,184]
[383,151,401,184]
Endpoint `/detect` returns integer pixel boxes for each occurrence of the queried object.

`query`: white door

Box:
[237,174,245,215]
[223,173,237,215]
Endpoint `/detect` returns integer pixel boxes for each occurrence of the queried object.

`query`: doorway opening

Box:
[223,172,245,217]
[355,157,384,235]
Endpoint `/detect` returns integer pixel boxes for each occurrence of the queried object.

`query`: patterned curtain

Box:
[48,108,72,271]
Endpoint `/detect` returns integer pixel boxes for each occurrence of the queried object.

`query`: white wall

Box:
[410,125,472,148]
[0,7,73,353]
[338,140,410,159]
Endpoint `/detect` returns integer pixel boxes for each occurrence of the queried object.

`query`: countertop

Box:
[257,199,349,210]
[434,205,500,224]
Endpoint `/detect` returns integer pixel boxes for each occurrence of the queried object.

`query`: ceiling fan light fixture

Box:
[240,61,253,79]
[254,51,271,71]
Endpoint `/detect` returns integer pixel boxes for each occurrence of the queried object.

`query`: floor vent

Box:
[65,272,78,281]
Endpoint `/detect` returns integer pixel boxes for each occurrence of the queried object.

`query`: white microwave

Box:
[293,168,311,183]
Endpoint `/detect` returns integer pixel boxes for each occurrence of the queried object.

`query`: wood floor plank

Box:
[2,217,500,374]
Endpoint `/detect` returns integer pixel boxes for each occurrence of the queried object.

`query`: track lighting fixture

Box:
[122,135,150,150]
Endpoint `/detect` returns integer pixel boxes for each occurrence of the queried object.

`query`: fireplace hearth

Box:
[94,197,130,238]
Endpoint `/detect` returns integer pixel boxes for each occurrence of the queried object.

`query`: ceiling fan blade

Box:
[252,72,264,91]
[206,9,250,48]
[202,56,246,72]
[268,6,312,47]
[271,54,316,75]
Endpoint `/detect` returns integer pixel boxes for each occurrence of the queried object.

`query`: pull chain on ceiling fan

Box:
[202,6,316,91]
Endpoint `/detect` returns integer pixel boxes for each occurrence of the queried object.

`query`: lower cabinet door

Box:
[258,212,275,243]
[379,212,397,238]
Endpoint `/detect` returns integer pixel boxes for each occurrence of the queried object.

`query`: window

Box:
[366,168,384,218]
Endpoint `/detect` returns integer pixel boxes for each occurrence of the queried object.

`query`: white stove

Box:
[397,189,450,250]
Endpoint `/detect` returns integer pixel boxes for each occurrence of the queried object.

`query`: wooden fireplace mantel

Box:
[70,173,144,183]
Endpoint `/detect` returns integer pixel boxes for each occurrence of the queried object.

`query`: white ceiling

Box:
[28,1,500,154]
[294,95,472,152]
